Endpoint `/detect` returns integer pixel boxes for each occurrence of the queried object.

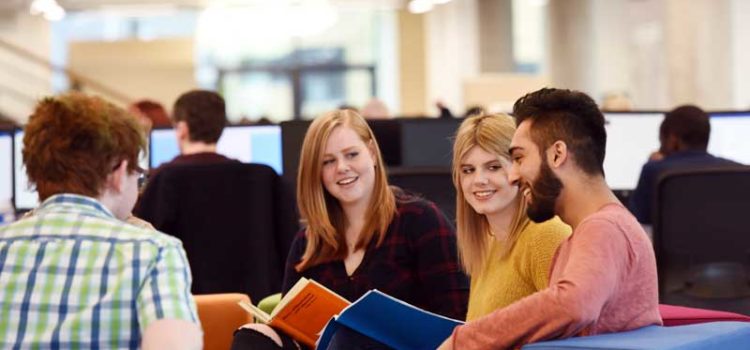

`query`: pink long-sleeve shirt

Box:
[452,203,662,349]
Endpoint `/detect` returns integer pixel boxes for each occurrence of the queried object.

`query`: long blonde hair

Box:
[295,109,396,271]
[452,114,530,275]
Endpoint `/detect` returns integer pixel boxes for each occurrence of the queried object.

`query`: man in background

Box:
[629,105,739,224]
[148,89,238,177]
[134,90,297,301]
[135,89,240,228]
[0,93,202,349]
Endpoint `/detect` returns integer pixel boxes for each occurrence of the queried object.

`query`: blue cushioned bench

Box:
[522,322,750,350]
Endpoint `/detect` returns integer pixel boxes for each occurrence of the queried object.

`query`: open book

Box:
[316,289,464,350]
[238,277,350,348]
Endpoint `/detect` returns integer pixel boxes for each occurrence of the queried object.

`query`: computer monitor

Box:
[149,125,283,174]
[0,130,12,206]
[399,118,461,168]
[13,130,38,210]
[149,128,181,169]
[218,125,283,174]
[603,112,664,190]
[279,119,402,185]
[367,120,402,167]
[280,120,311,183]
[709,112,750,164]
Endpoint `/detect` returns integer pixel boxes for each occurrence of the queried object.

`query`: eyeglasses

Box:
[134,166,148,190]
[112,162,148,190]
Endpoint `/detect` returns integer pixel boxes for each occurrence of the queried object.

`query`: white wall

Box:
[68,39,196,111]
[590,0,633,101]
[547,0,743,110]
[0,13,53,124]
[425,0,480,115]
[731,0,750,109]
[623,0,669,109]
[665,0,733,109]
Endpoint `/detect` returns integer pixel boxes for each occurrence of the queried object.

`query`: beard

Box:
[525,159,563,223]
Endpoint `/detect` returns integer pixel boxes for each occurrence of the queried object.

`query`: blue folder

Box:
[522,321,750,350]
[317,289,463,350]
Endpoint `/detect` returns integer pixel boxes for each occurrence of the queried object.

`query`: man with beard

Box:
[438,88,661,350]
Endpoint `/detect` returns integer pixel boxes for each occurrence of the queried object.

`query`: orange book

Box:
[238,277,350,348]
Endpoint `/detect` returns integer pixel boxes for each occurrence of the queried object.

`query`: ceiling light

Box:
[30,0,66,21]
[408,0,433,14]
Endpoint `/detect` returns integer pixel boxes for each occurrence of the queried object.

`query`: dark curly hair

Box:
[23,93,146,201]
[660,105,710,151]
[172,90,227,143]
[512,87,607,176]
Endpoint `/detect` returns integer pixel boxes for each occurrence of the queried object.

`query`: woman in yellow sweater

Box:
[452,113,571,320]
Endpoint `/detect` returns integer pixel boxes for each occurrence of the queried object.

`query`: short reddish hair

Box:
[131,99,170,127]
[23,93,146,201]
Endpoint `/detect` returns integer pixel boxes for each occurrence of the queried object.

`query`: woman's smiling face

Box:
[460,145,519,219]
[320,125,377,208]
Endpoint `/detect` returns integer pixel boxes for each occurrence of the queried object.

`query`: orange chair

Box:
[194,293,253,350]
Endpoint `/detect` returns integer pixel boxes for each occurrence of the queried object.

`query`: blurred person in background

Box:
[600,91,633,112]
[138,90,237,179]
[360,98,392,119]
[629,105,740,224]
[129,99,171,131]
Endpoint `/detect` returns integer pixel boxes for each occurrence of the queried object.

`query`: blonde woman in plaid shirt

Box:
[0,93,202,349]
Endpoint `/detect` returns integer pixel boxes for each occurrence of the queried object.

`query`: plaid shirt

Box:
[0,194,199,349]
[283,199,469,320]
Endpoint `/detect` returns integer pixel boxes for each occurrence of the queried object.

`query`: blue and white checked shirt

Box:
[0,194,199,349]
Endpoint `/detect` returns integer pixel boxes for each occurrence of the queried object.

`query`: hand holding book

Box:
[237,277,350,348]
[237,278,462,349]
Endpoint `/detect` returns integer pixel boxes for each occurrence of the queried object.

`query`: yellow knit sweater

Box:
[466,216,571,321]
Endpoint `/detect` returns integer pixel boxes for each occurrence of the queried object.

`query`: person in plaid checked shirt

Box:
[231,109,469,350]
[0,93,202,349]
